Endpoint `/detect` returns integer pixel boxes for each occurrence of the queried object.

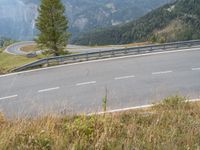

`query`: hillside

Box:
[0,0,170,40]
[72,0,200,45]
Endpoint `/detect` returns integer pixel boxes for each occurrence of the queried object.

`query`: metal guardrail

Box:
[12,40,200,72]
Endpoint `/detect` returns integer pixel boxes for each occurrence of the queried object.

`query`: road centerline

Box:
[38,87,60,93]
[0,95,18,101]
[115,75,135,80]
[152,70,173,75]
[76,81,96,86]
[192,67,200,71]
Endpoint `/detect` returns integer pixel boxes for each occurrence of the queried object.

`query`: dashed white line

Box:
[0,95,18,101]
[38,87,60,93]
[115,75,135,80]
[76,81,96,86]
[152,70,173,75]
[192,67,200,71]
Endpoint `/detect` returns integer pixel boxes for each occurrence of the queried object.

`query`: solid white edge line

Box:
[192,67,200,71]
[115,75,135,80]
[76,81,96,86]
[38,87,60,93]
[88,98,200,116]
[0,95,18,101]
[1,47,200,79]
[152,70,173,75]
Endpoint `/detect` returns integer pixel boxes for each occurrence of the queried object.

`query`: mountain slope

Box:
[0,0,170,40]
[72,0,200,45]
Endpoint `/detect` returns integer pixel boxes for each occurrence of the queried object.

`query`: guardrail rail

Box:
[12,40,200,72]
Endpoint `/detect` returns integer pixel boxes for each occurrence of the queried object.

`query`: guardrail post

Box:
[150,46,153,51]
[60,58,63,64]
[163,45,166,50]
[86,52,89,61]
[46,58,49,67]
[112,51,115,56]
[99,51,102,57]
[124,49,127,54]
[73,56,76,62]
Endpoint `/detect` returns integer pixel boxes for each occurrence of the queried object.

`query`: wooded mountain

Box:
[0,0,170,40]
[72,0,200,45]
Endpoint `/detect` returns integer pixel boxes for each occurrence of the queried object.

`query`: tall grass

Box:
[0,96,200,149]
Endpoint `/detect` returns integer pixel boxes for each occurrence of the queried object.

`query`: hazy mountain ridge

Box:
[0,0,170,40]
[72,0,200,45]
[0,0,38,40]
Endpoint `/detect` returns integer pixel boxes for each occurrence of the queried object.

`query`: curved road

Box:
[5,41,125,55]
[0,47,200,118]
[5,41,35,55]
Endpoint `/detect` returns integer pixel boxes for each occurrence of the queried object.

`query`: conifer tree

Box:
[35,0,70,56]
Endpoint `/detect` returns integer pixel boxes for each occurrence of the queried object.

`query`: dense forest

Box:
[72,0,200,45]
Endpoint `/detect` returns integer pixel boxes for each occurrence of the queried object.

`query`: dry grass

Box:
[20,45,39,52]
[123,41,150,47]
[0,96,200,149]
[89,42,149,48]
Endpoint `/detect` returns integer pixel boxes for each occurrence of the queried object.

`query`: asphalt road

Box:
[0,48,200,118]
[5,41,124,55]
[5,41,34,55]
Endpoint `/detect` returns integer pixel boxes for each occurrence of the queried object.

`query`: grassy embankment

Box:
[0,96,200,149]
[0,48,40,74]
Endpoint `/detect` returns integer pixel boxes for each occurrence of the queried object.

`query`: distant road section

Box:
[0,48,200,118]
[5,41,125,55]
[5,41,35,55]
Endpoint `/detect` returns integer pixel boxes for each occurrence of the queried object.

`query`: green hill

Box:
[72,0,200,45]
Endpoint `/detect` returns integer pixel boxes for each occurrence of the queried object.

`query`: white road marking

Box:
[88,98,200,116]
[1,47,200,78]
[152,70,173,75]
[76,81,96,86]
[38,87,60,93]
[88,104,154,116]
[192,67,200,71]
[0,95,18,101]
[115,75,135,80]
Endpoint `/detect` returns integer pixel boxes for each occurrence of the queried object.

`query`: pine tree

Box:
[35,0,70,56]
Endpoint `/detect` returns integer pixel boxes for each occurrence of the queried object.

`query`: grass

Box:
[0,47,79,74]
[123,41,150,47]
[20,44,39,52]
[0,49,38,74]
[0,96,200,149]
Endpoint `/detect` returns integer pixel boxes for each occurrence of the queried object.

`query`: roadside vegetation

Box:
[0,38,39,74]
[20,45,39,52]
[0,96,200,149]
[0,49,38,74]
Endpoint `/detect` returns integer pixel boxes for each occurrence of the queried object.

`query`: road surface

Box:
[5,41,124,55]
[5,41,34,55]
[0,47,200,118]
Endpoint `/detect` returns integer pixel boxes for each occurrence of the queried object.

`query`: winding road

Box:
[5,41,125,55]
[0,47,200,118]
